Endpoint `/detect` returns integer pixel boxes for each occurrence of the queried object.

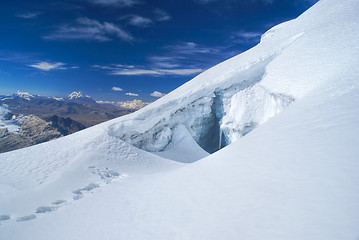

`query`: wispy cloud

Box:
[147,56,180,68]
[128,15,153,27]
[43,17,133,42]
[92,40,240,77]
[113,69,161,75]
[89,0,140,7]
[122,11,170,28]
[112,87,124,91]
[93,64,203,76]
[16,12,42,19]
[160,69,204,75]
[110,67,203,76]
[230,31,262,43]
[28,61,66,71]
[164,42,220,55]
[150,91,166,98]
[93,64,134,70]
[126,92,139,96]
[148,41,226,71]
[0,51,38,63]
[154,9,171,22]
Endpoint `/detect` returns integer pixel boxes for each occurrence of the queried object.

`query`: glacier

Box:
[109,40,296,154]
[1,0,359,239]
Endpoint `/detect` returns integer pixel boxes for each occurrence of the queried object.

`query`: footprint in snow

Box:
[89,167,126,183]
[17,214,36,222]
[73,193,83,200]
[52,199,67,205]
[71,167,127,202]
[36,206,57,214]
[0,215,11,221]
[72,183,100,200]
[13,168,126,223]
[82,183,101,192]
[16,205,58,223]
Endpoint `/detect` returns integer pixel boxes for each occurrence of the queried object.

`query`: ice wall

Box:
[111,56,295,154]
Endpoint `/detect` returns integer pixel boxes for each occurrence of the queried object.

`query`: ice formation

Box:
[109,28,301,154]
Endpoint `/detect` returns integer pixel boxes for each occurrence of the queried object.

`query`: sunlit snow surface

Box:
[1,0,359,239]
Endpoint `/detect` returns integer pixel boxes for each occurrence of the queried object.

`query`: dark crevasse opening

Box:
[195,57,276,154]
[197,91,226,154]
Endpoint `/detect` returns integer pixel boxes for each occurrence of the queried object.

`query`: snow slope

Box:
[1,0,359,239]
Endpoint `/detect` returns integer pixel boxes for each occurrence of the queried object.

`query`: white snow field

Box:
[1,0,359,239]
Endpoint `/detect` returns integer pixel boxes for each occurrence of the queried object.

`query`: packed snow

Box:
[1,0,359,239]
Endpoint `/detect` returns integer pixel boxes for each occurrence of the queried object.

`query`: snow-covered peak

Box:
[52,97,64,101]
[67,91,84,100]
[67,91,92,100]
[13,91,34,101]
[66,91,97,105]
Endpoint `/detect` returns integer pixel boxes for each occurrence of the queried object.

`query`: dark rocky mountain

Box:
[44,115,85,135]
[0,114,63,153]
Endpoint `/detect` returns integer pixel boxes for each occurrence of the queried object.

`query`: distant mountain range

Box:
[0,91,135,127]
[0,91,139,153]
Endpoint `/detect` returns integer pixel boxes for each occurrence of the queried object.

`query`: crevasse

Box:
[112,55,294,155]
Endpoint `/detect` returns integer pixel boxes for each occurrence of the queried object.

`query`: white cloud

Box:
[154,9,171,22]
[112,69,161,75]
[110,67,203,76]
[16,12,42,19]
[161,68,204,75]
[148,42,224,71]
[28,61,66,71]
[43,17,133,42]
[164,42,220,55]
[112,87,123,91]
[95,41,229,77]
[102,22,133,41]
[126,92,139,96]
[237,32,262,39]
[150,91,166,98]
[231,31,262,43]
[147,56,180,68]
[90,0,140,7]
[128,15,153,27]
[92,64,134,70]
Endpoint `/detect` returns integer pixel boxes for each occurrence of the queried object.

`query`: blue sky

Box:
[0,0,318,101]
